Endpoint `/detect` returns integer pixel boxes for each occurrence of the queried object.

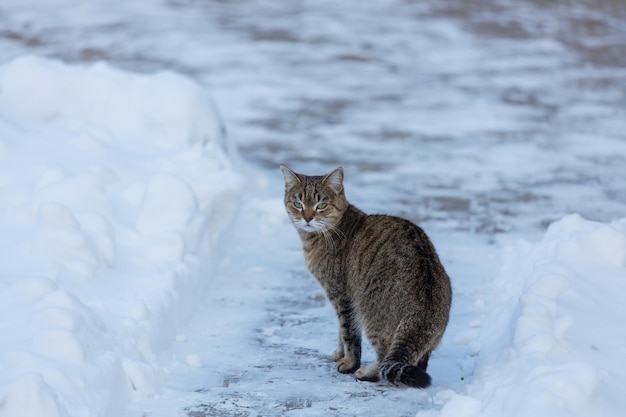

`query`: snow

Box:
[442,215,626,417]
[1,0,626,416]
[0,56,241,417]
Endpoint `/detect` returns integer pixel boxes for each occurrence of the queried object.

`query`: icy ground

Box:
[1,0,626,416]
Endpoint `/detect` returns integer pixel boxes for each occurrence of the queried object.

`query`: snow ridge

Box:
[0,56,241,417]
[437,214,626,417]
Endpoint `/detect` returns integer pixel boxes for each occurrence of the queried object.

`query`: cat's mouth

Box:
[299,224,318,232]
[295,220,323,233]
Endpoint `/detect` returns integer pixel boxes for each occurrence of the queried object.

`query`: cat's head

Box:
[281,166,347,234]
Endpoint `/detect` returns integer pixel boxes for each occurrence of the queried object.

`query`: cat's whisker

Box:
[325,222,346,240]
[326,229,337,251]
[318,220,341,251]
[318,226,334,251]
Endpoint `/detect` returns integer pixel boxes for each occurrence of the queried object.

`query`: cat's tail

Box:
[380,362,432,388]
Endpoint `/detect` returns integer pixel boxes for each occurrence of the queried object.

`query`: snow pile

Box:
[0,56,241,417]
[0,56,224,150]
[435,214,626,417]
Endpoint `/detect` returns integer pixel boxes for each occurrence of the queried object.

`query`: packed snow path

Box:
[126,189,504,417]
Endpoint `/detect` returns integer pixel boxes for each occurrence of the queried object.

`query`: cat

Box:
[281,165,452,388]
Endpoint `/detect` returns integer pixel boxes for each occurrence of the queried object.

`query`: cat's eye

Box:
[316,203,328,210]
[293,201,303,209]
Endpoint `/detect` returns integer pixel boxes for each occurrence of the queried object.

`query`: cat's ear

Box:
[323,167,344,194]
[280,165,302,188]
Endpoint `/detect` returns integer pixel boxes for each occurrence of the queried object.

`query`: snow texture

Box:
[441,215,626,417]
[0,56,241,417]
[1,0,625,416]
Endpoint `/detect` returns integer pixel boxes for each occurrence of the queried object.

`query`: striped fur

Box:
[281,166,452,388]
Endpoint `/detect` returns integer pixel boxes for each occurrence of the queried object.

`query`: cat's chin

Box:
[297,224,319,233]
[294,221,324,233]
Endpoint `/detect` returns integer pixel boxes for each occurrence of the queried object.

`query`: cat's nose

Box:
[303,211,314,223]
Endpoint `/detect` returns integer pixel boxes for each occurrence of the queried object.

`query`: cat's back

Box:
[346,213,450,297]
[349,213,438,262]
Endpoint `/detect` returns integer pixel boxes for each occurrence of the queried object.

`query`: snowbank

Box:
[431,214,626,417]
[0,56,241,417]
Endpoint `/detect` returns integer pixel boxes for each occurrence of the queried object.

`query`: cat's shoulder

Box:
[363,213,421,231]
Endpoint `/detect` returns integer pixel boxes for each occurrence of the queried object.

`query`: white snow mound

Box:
[0,55,223,149]
[432,214,626,417]
[0,56,241,417]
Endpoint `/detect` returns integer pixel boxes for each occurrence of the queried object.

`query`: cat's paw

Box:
[336,358,359,374]
[355,366,380,382]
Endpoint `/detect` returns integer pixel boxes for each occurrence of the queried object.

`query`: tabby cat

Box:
[281,166,452,388]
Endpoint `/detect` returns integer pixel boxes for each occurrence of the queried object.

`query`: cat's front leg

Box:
[332,297,361,373]
[332,333,344,361]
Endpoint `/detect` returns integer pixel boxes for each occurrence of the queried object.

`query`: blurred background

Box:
[2,0,625,238]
